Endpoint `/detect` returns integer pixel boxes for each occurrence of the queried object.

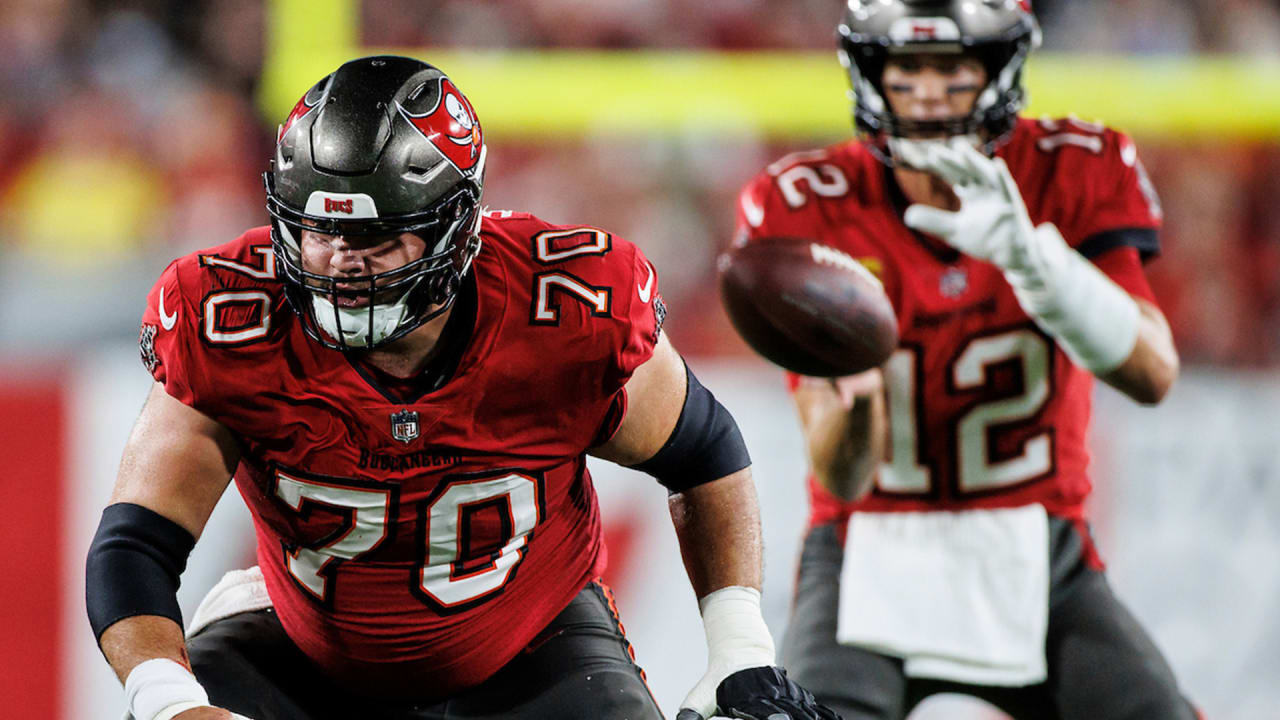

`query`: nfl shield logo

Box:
[939,267,969,298]
[390,409,420,443]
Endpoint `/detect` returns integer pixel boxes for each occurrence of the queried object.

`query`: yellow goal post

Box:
[262,0,1280,141]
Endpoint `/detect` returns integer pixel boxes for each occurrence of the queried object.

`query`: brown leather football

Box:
[718,237,898,377]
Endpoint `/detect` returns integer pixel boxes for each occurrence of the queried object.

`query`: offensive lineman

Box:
[86,56,839,720]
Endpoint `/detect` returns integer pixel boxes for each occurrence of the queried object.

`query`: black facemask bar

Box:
[264,173,481,350]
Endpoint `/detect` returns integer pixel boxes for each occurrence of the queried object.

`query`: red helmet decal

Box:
[278,91,319,142]
[401,77,484,174]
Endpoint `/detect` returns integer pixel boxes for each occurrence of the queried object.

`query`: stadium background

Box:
[1,0,1278,717]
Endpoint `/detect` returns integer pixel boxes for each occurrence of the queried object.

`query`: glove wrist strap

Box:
[1004,223,1140,374]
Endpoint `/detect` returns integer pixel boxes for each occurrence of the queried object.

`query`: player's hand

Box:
[897,137,1039,272]
[676,666,842,720]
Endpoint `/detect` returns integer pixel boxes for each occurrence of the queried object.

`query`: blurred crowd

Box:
[366,0,1280,55]
[1,0,1278,364]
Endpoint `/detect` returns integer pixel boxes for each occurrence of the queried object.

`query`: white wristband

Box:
[1004,223,1140,374]
[680,585,777,717]
[699,585,776,671]
[124,658,210,720]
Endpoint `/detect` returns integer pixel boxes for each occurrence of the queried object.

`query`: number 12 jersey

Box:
[736,117,1163,529]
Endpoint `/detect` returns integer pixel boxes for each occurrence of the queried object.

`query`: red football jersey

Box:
[736,117,1162,527]
[138,212,663,697]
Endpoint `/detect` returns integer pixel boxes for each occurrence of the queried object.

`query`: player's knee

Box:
[575,669,663,719]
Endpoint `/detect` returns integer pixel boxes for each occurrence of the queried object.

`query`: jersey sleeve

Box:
[1089,246,1157,304]
[734,168,809,243]
[138,254,235,416]
[139,258,204,406]
[524,221,666,394]
[611,239,664,385]
[525,229,660,449]
[1072,130,1163,261]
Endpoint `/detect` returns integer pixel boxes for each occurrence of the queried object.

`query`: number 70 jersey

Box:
[736,117,1163,523]
[138,212,662,698]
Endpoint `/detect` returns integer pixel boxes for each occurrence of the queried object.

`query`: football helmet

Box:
[837,0,1040,147]
[265,55,486,350]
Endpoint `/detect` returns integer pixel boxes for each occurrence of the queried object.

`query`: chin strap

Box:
[311,293,410,348]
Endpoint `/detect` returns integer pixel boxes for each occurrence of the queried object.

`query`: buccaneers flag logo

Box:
[399,77,484,176]
[278,86,322,142]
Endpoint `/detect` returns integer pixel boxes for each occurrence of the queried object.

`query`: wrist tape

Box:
[124,658,209,720]
[1004,223,1140,374]
[699,585,776,670]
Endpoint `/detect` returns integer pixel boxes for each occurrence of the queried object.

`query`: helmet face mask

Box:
[837,0,1041,160]
[264,56,486,351]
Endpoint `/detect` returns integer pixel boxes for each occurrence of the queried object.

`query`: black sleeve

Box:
[1076,227,1160,262]
[86,502,196,643]
[628,361,751,494]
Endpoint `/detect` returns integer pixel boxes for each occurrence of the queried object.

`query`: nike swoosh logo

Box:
[740,191,765,228]
[159,287,178,330]
[637,262,655,304]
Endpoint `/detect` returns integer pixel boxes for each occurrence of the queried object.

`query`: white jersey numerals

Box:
[879,329,1053,494]
[274,472,393,602]
[199,246,278,345]
[202,291,272,344]
[201,246,277,279]
[272,469,543,609]
[418,472,541,608]
[776,164,850,209]
[530,228,615,326]
[1036,117,1106,155]
[879,348,930,493]
[1036,116,1162,223]
[953,330,1052,491]
[533,274,611,323]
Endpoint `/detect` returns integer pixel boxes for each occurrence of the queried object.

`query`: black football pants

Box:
[781,518,1200,720]
[188,580,664,720]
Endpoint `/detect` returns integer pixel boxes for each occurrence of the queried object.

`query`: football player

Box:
[86,56,839,720]
[733,2,1198,719]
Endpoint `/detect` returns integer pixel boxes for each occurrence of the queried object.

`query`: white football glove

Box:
[897,136,1039,271]
[896,136,1140,375]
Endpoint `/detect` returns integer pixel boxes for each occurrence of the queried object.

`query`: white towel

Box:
[835,506,1050,686]
[186,565,273,638]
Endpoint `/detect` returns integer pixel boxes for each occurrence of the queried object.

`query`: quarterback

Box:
[86,56,838,720]
[734,1,1197,719]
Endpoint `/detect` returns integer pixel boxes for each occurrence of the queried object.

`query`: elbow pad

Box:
[86,503,196,643]
[630,363,751,493]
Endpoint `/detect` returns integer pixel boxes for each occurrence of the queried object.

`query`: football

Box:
[718,237,898,377]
